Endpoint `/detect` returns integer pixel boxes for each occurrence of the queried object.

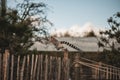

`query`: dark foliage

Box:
[98,12,120,67]
[84,30,96,37]
[0,0,52,54]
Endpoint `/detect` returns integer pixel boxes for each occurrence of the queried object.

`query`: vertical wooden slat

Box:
[48,56,52,80]
[30,54,34,80]
[53,57,56,79]
[116,69,118,80]
[115,69,117,79]
[3,50,6,80]
[33,55,38,80]
[113,68,115,79]
[40,54,43,80]
[103,68,107,79]
[115,69,116,79]
[17,55,20,80]
[7,52,10,80]
[3,50,10,80]
[0,53,2,80]
[20,56,26,80]
[92,68,97,79]
[109,68,112,80]
[56,57,58,80]
[54,57,57,79]
[25,55,30,80]
[3,53,5,80]
[117,70,118,80]
[96,66,98,79]
[118,70,120,79]
[114,69,115,80]
[10,55,14,80]
[44,55,48,80]
[62,49,69,80]
[118,70,119,80]
[91,68,95,79]
[94,68,97,79]
[52,57,56,79]
[57,57,61,80]
[94,67,97,79]
[97,65,99,79]
[37,55,40,80]
[106,67,109,79]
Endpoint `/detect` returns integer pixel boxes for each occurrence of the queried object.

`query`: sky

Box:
[42,0,120,36]
[8,0,120,36]
[43,0,120,27]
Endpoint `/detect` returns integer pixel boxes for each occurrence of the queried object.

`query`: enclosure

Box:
[0,50,120,80]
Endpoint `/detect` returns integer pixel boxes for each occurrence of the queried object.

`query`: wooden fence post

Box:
[73,53,83,80]
[62,49,69,80]
[3,49,10,80]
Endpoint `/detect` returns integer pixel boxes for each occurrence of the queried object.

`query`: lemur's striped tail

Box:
[50,36,82,52]
[60,41,81,51]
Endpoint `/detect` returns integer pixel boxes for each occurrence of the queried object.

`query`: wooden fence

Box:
[0,50,70,80]
[0,50,120,80]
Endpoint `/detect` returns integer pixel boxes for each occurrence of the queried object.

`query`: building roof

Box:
[30,37,103,52]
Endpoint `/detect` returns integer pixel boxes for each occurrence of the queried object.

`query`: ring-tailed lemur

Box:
[50,36,81,51]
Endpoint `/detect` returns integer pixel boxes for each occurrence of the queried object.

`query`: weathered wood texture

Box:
[0,50,120,80]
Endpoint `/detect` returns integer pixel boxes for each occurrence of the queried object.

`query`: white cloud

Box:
[51,22,105,37]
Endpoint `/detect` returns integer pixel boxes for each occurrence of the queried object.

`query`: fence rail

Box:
[0,50,120,80]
